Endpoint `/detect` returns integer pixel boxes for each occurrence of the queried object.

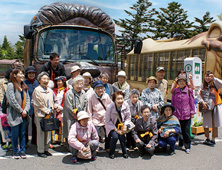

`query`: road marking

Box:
[0,152,71,160]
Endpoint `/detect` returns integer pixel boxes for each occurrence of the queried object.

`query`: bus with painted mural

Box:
[23,2,125,82]
[126,21,222,100]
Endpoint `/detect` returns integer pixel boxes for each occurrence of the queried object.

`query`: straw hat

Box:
[146,76,158,84]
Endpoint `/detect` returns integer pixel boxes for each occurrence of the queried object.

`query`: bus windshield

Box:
[36,28,115,63]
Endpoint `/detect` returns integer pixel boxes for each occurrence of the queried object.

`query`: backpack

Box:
[2,94,8,114]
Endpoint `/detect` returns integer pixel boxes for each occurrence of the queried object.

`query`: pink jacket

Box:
[87,92,113,126]
[171,86,195,120]
[68,121,99,151]
[105,101,131,137]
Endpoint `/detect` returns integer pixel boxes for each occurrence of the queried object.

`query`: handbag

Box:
[40,113,60,132]
[76,129,92,159]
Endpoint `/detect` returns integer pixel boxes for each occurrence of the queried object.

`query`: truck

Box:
[23,2,125,81]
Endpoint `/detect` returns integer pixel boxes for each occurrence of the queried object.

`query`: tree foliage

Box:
[114,0,155,51]
[193,12,215,34]
[151,1,193,39]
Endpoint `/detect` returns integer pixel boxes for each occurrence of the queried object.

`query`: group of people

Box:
[0,53,222,164]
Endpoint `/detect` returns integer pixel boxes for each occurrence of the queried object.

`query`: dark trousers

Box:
[126,131,136,148]
[95,126,110,149]
[11,118,27,154]
[179,119,191,149]
[109,130,127,156]
[158,136,178,151]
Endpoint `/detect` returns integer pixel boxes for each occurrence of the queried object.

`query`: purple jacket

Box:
[105,101,131,137]
[171,86,195,120]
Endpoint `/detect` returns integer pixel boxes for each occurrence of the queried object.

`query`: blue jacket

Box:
[24,79,39,115]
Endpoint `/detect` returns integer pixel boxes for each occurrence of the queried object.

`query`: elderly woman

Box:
[141,76,164,119]
[157,104,181,155]
[99,72,114,98]
[63,75,87,156]
[24,66,39,145]
[32,72,54,158]
[67,65,81,89]
[126,89,143,150]
[105,91,131,159]
[82,72,94,100]
[6,69,30,159]
[87,81,112,149]
[112,71,130,100]
[52,76,68,144]
[171,74,195,154]
[68,111,99,163]
[132,105,158,157]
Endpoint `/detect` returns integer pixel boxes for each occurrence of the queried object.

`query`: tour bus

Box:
[23,2,124,82]
[126,21,222,99]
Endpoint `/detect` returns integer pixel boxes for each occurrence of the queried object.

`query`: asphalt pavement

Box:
[0,128,222,170]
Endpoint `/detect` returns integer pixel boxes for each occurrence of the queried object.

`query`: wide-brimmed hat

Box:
[146,76,158,84]
[92,80,105,89]
[116,71,127,78]
[161,103,175,115]
[177,74,187,84]
[156,67,165,72]
[70,65,81,73]
[54,76,67,81]
[77,111,90,121]
[25,66,36,74]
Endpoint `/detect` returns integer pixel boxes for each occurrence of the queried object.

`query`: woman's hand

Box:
[22,110,27,118]
[152,104,159,112]
[115,129,123,135]
[136,139,141,143]
[158,129,162,134]
[164,131,170,138]
[202,101,208,109]
[146,144,152,148]
[82,146,90,152]
[191,114,194,118]
[56,107,61,113]
[188,73,193,80]
[122,126,127,134]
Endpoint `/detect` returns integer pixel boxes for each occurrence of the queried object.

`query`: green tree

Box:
[114,0,155,51]
[15,34,25,61]
[193,12,215,34]
[151,1,193,39]
[1,36,10,50]
[1,35,15,59]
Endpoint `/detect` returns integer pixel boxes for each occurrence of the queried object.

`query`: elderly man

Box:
[41,52,66,80]
[155,67,168,104]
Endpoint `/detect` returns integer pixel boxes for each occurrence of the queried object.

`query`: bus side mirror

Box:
[24,25,33,39]
[134,39,143,54]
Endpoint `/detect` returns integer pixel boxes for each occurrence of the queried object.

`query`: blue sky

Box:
[0,0,222,45]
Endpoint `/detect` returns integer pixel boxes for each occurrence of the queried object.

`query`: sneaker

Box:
[13,153,20,159]
[71,157,78,163]
[126,148,130,151]
[134,147,139,151]
[168,150,175,155]
[185,149,190,154]
[109,154,115,159]
[123,154,128,158]
[91,156,97,161]
[37,152,47,158]
[20,153,27,159]
[210,140,216,145]
[203,139,213,146]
